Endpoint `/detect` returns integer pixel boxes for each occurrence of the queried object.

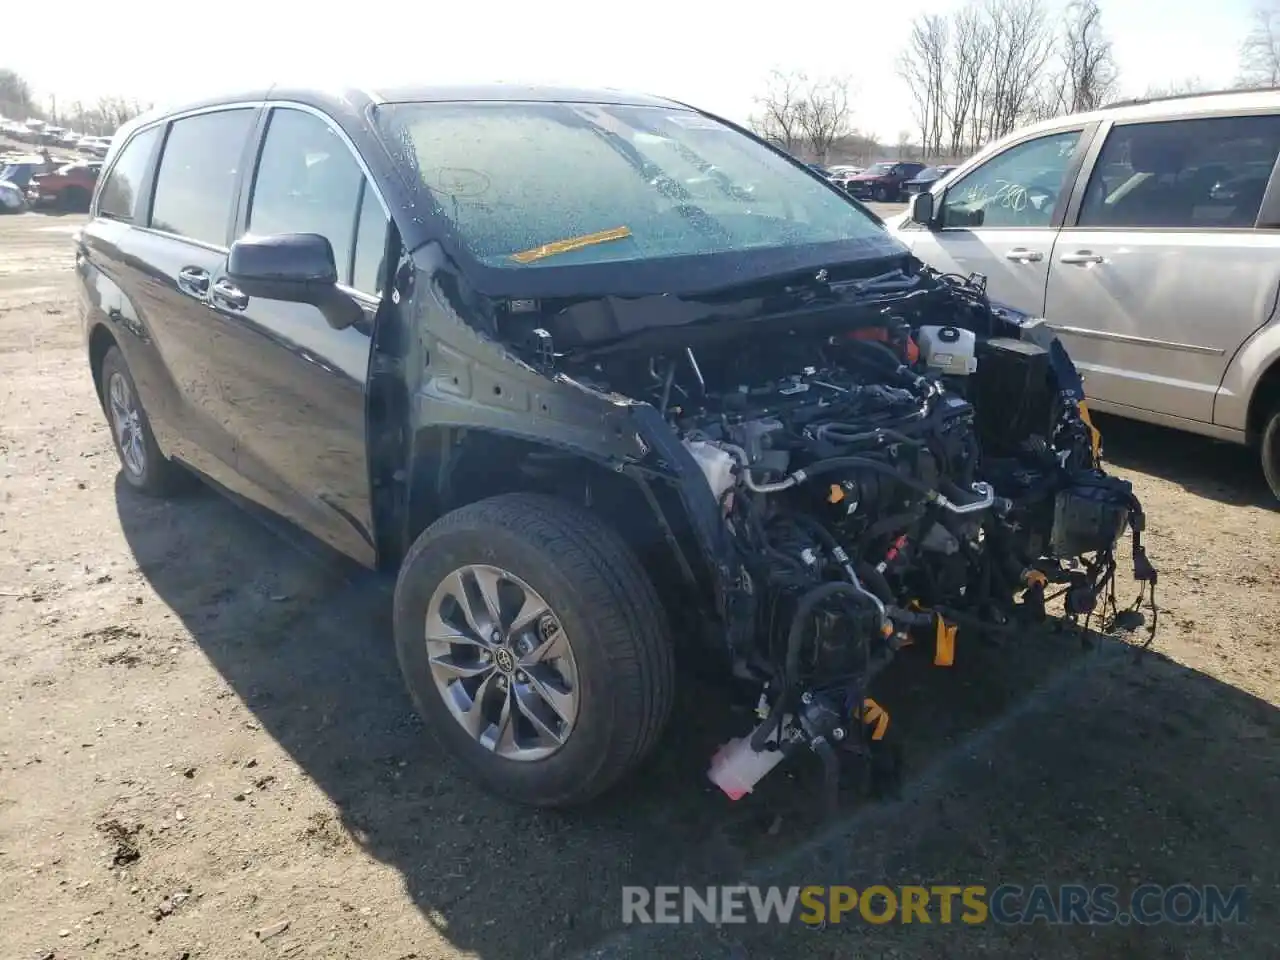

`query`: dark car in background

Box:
[845,160,927,201]
[902,164,955,196]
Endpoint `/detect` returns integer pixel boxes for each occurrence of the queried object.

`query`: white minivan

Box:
[887,88,1280,500]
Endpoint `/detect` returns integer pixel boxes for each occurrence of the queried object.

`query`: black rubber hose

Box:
[856,562,895,604]
[797,456,937,498]
[784,512,842,554]
[862,507,926,543]
[813,424,926,448]
[751,581,866,752]
[784,582,865,691]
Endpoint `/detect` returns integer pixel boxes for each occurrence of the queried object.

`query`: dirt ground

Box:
[1,210,1277,960]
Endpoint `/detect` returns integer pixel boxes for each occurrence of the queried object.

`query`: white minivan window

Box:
[940,130,1082,229]
[1076,114,1280,229]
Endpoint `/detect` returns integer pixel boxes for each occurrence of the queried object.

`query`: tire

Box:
[1262,406,1280,502]
[99,346,188,497]
[60,186,90,212]
[393,492,675,807]
[874,184,891,202]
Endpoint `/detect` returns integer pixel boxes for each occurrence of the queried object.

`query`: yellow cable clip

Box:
[1077,399,1103,462]
[934,614,957,667]
[860,698,890,741]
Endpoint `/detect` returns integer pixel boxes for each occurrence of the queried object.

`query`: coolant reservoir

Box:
[917,325,978,376]
[683,440,737,502]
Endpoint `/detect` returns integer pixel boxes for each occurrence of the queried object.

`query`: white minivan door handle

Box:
[1004,248,1044,262]
[1061,250,1106,264]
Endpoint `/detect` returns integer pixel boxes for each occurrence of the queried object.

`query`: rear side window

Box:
[151,109,256,246]
[97,127,160,221]
[246,107,388,294]
[1077,115,1280,229]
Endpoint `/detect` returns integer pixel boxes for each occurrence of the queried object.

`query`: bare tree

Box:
[1239,4,1280,87]
[899,0,1055,158]
[948,1,996,154]
[749,70,808,154]
[980,0,1056,142]
[1141,76,1210,98]
[0,69,38,120]
[897,14,948,157]
[1050,0,1120,113]
[798,75,853,161]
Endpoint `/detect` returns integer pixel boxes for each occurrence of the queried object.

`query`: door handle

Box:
[1004,248,1044,262]
[1060,251,1106,265]
[211,279,249,311]
[177,266,210,298]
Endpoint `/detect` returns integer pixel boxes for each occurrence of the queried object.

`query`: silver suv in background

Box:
[889,88,1280,501]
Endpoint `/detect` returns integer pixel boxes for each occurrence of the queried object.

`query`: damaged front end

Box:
[531,267,1158,811]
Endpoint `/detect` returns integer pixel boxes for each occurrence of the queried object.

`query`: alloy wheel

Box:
[425,564,581,762]
[107,371,146,478]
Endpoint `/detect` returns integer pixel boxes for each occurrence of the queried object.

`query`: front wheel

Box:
[393,493,675,807]
[1261,406,1280,502]
[874,184,891,202]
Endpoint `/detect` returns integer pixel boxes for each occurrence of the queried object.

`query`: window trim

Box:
[937,122,1098,232]
[1062,112,1280,233]
[140,102,264,252]
[241,102,393,301]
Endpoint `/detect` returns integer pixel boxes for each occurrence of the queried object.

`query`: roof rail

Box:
[1103,84,1280,110]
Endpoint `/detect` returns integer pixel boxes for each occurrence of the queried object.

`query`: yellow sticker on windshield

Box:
[510,226,632,264]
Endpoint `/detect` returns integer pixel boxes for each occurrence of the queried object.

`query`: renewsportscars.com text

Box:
[621,884,1249,926]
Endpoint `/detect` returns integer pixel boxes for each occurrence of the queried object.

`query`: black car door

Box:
[95,108,260,493]
[201,104,392,566]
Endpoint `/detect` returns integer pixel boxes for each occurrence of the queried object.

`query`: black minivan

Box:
[76,84,1138,810]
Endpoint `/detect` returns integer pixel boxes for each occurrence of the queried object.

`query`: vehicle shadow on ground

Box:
[115,475,1279,959]
[1094,413,1274,509]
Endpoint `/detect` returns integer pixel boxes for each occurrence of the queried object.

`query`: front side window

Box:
[97,126,160,221]
[151,109,255,246]
[1076,115,1280,229]
[248,109,361,281]
[941,130,1082,229]
[376,101,887,269]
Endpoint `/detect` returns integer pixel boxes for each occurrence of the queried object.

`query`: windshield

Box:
[865,162,896,175]
[376,101,887,269]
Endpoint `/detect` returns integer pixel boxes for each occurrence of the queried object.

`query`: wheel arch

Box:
[1246,357,1280,446]
[398,424,717,631]
[88,322,118,404]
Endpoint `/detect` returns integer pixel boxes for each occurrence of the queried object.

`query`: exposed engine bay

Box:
[545,271,1159,810]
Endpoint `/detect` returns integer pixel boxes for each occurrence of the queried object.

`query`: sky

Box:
[7,0,1261,143]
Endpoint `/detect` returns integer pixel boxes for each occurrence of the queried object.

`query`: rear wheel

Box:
[99,347,188,497]
[393,492,675,807]
[1261,406,1280,502]
[60,186,90,212]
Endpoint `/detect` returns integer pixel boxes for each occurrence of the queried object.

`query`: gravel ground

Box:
[1,211,1277,960]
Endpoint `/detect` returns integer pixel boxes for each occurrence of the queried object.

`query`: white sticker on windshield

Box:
[665,113,726,131]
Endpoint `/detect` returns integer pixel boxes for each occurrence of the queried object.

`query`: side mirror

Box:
[226,232,362,330]
[909,190,936,227]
